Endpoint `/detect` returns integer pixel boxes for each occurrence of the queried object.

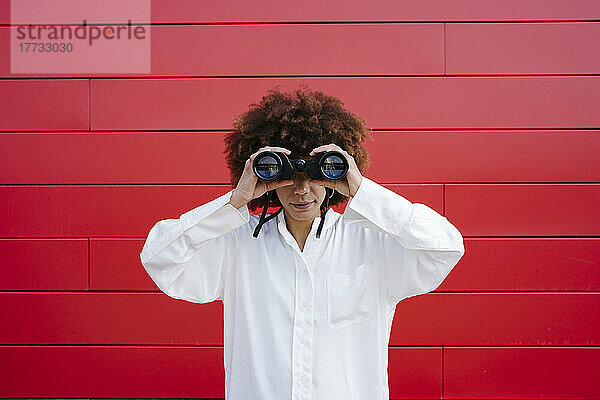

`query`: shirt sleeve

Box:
[139,189,250,303]
[342,176,465,308]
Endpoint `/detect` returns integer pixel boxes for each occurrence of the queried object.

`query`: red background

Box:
[1,1,600,399]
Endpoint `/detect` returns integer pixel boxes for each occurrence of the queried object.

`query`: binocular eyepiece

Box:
[252,150,349,182]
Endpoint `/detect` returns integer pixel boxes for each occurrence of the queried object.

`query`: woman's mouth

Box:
[291,201,315,210]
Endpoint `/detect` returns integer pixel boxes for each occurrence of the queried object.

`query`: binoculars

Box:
[252,150,349,182]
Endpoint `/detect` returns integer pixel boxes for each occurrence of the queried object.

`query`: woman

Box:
[140,85,465,400]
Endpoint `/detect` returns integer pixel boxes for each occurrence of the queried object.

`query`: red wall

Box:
[1,1,600,399]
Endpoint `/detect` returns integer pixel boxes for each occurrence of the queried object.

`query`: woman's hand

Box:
[308,143,363,198]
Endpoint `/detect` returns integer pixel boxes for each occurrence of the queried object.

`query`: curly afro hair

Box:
[224,83,373,212]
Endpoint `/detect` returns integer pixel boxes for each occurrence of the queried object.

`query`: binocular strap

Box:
[315,187,333,238]
[252,191,282,238]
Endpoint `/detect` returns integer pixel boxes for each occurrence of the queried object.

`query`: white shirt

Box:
[140,176,465,400]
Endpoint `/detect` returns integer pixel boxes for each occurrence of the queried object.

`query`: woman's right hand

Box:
[228,146,294,208]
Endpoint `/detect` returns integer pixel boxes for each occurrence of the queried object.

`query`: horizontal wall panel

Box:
[447,22,600,74]
[6,184,600,238]
[0,80,88,131]
[4,184,599,242]
[3,293,597,345]
[0,345,438,398]
[0,346,224,398]
[90,77,600,130]
[0,24,443,77]
[440,239,600,291]
[0,184,441,237]
[388,347,441,399]
[0,239,88,290]
[2,131,600,184]
[391,293,600,345]
[0,185,227,238]
[152,23,443,76]
[446,184,600,236]
[90,238,154,291]
[444,347,600,399]
[369,130,600,183]
[92,238,600,292]
[2,1,600,24]
[0,293,223,345]
[150,0,600,23]
[10,22,600,77]
[0,132,230,184]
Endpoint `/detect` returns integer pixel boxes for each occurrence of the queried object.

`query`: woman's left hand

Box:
[309,143,363,197]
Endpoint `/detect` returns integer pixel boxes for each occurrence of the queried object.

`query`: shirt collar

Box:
[276,207,341,238]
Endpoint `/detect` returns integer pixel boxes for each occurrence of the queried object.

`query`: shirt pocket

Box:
[326,262,375,329]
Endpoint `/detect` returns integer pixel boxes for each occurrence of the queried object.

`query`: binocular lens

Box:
[254,155,281,181]
[320,154,347,180]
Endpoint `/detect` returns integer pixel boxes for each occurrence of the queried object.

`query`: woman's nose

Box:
[292,173,310,194]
